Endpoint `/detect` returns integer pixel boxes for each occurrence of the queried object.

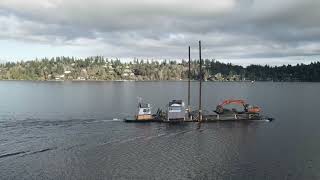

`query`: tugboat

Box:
[124,98,155,122]
[165,100,187,122]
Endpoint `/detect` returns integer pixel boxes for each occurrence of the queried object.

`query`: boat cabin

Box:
[136,103,153,120]
[166,100,186,122]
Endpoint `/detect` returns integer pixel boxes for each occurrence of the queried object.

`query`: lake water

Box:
[0,81,320,179]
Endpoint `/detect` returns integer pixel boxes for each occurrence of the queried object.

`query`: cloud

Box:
[0,0,320,65]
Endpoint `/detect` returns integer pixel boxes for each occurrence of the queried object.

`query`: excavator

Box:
[215,99,261,115]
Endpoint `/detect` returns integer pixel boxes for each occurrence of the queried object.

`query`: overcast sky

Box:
[0,0,319,66]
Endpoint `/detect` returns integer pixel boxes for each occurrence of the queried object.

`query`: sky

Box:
[0,0,320,66]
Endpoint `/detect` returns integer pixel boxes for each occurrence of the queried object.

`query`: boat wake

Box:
[105,118,122,122]
[99,129,194,147]
[0,151,28,159]
[0,147,57,160]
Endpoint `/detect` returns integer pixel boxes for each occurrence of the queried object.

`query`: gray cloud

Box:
[0,0,320,64]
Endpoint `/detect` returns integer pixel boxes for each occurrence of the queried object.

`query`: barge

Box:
[123,41,274,123]
[124,99,273,123]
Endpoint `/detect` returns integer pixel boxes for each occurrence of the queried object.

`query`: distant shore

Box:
[1,57,319,82]
[0,79,316,83]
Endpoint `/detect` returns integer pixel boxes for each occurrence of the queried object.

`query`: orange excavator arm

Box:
[216,99,261,114]
[219,99,246,106]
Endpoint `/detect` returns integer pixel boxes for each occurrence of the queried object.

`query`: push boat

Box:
[124,99,161,122]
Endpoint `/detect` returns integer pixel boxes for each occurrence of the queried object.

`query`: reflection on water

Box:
[0,81,320,179]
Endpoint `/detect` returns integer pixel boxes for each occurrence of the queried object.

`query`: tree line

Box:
[0,56,319,81]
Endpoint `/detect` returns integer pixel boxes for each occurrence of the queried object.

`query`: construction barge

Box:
[124,41,274,123]
[124,113,273,123]
[124,99,274,123]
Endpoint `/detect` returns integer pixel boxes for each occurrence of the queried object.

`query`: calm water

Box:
[0,81,320,179]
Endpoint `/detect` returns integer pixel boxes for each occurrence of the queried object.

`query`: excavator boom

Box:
[219,99,246,106]
[215,99,261,114]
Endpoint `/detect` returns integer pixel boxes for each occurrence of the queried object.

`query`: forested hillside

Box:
[0,56,319,81]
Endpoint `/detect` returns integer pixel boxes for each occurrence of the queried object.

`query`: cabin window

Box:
[169,107,181,111]
[143,108,150,113]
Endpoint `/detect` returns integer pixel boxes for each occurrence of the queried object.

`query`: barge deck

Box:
[124,113,274,123]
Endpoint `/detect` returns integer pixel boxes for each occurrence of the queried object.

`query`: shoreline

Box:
[0,79,318,83]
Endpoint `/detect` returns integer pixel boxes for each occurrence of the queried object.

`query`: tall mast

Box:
[198,41,202,122]
[188,46,191,117]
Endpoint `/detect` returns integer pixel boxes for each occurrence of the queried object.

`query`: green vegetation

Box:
[0,56,319,81]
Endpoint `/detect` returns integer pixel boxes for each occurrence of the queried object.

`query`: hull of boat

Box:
[124,114,273,123]
[124,116,159,122]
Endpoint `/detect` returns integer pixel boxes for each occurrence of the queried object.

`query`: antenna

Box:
[137,96,142,107]
[198,41,202,122]
[188,46,191,118]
